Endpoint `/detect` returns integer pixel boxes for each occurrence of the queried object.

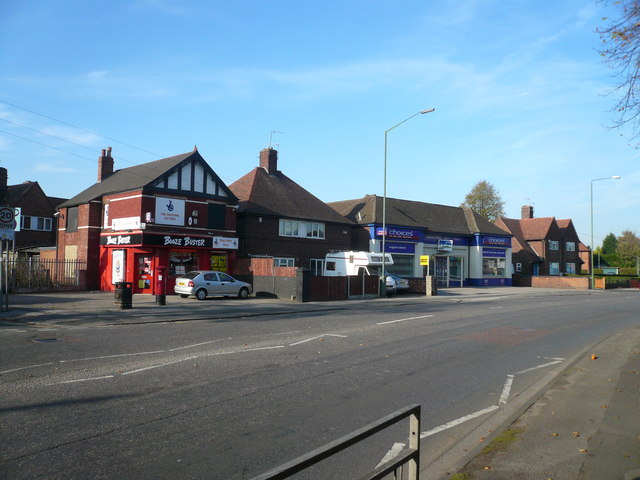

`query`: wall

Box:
[513,275,589,289]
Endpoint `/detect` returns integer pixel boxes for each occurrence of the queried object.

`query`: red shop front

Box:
[99,232,238,294]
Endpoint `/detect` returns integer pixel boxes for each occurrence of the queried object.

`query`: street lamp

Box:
[590,175,621,289]
[381,108,435,296]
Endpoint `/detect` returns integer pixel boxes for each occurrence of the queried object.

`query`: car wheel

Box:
[238,287,249,299]
[195,289,207,301]
[179,294,189,299]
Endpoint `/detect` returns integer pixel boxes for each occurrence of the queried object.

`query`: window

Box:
[274,257,295,267]
[66,207,79,232]
[325,261,336,272]
[566,263,576,274]
[207,203,225,229]
[483,257,506,276]
[279,219,325,239]
[549,262,560,275]
[389,254,414,277]
[549,240,559,251]
[566,242,575,251]
[309,259,324,276]
[515,263,522,273]
[20,216,53,231]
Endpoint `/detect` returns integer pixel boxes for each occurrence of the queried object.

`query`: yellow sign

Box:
[420,255,430,266]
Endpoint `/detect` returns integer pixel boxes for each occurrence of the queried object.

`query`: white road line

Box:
[57,375,115,384]
[211,345,286,355]
[168,339,229,351]
[499,374,514,405]
[0,362,54,374]
[515,360,563,375]
[375,442,406,469]
[376,315,434,325]
[420,406,499,439]
[289,334,348,346]
[59,351,166,363]
[121,355,199,375]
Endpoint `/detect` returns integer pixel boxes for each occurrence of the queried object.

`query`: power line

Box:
[0,128,96,162]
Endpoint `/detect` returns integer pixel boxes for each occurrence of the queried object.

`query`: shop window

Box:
[66,207,78,232]
[169,252,198,276]
[389,254,414,277]
[208,203,226,229]
[483,257,505,276]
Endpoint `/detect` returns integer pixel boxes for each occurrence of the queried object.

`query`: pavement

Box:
[1,286,639,479]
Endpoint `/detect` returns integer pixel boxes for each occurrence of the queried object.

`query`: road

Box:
[0,289,638,479]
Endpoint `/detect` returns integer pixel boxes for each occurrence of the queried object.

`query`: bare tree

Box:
[460,180,505,222]
[598,1,640,143]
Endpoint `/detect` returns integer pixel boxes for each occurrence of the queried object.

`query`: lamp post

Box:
[590,175,621,289]
[381,108,435,296]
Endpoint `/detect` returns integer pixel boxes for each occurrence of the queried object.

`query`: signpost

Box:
[0,206,16,312]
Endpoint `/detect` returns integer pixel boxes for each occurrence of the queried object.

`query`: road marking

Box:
[499,374,514,405]
[212,345,286,355]
[515,360,563,375]
[0,362,54,374]
[375,442,406,469]
[57,375,115,384]
[121,355,199,375]
[420,406,499,439]
[59,351,166,363]
[289,334,348,346]
[376,315,434,325]
[168,339,229,351]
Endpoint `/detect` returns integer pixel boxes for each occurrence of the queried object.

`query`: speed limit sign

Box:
[0,206,17,230]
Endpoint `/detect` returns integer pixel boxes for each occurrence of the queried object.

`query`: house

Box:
[56,147,239,293]
[0,167,66,255]
[228,148,355,275]
[495,205,583,276]
[328,195,513,287]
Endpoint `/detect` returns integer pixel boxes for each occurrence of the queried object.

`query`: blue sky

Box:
[1,0,637,247]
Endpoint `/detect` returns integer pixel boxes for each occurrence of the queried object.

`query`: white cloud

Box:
[34,163,77,173]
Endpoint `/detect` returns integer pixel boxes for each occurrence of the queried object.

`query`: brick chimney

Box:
[98,147,114,182]
[0,167,7,188]
[521,205,534,219]
[259,148,278,175]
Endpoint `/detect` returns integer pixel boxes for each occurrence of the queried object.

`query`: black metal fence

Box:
[1,257,87,292]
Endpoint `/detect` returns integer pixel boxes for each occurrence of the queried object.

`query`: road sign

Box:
[420,255,430,266]
[0,206,16,230]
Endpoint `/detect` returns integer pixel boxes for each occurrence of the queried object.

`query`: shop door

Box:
[435,256,448,287]
[449,256,464,287]
[135,254,153,294]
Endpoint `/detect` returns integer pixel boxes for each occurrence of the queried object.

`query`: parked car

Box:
[174,270,252,300]
[386,273,410,294]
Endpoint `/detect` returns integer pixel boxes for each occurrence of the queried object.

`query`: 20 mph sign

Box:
[0,206,17,230]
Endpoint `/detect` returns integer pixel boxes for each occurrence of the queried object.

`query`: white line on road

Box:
[211,345,286,355]
[168,338,229,351]
[499,374,514,405]
[121,356,199,375]
[376,315,434,325]
[0,362,54,374]
[515,360,563,375]
[289,334,348,346]
[375,442,406,469]
[57,375,115,384]
[420,406,499,439]
[59,351,166,363]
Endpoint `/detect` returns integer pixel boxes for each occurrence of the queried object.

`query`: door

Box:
[449,256,463,287]
[217,272,237,295]
[435,256,448,287]
[135,254,153,294]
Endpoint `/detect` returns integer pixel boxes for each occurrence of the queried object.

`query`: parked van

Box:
[323,251,393,277]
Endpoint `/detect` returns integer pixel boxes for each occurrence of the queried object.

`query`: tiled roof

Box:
[496,217,541,260]
[0,182,38,206]
[229,168,354,225]
[329,195,510,236]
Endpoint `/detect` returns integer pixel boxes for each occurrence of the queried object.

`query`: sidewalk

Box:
[449,326,640,480]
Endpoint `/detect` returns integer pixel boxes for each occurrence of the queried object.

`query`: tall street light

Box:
[381,108,435,296]
[590,175,621,289]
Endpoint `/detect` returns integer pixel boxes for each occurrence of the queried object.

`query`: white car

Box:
[386,273,410,294]
[174,270,252,300]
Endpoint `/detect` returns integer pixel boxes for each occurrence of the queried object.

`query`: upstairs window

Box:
[20,216,53,231]
[566,241,575,251]
[549,240,559,251]
[279,219,325,239]
[66,207,79,232]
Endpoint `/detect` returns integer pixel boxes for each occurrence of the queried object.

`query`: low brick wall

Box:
[513,275,589,290]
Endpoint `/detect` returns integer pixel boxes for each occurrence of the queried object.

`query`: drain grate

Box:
[32,338,64,343]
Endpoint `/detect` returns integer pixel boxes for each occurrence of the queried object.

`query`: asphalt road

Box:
[1,290,638,479]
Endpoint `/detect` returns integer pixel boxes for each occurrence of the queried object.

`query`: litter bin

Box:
[114,282,133,309]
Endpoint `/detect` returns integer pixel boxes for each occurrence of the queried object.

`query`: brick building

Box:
[229,148,355,274]
[0,167,66,254]
[496,205,583,276]
[56,147,239,292]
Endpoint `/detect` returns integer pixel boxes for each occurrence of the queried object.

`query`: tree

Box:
[602,232,618,254]
[616,230,640,267]
[598,1,640,144]
[460,180,505,222]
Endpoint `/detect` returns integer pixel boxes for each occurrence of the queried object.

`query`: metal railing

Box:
[250,404,421,480]
[0,257,87,292]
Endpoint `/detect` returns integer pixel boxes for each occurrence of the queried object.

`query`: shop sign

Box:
[112,250,125,283]
[385,242,415,254]
[100,233,143,246]
[480,235,511,247]
[437,239,453,252]
[483,247,506,257]
[375,227,423,241]
[111,216,141,231]
[420,255,430,266]
[159,235,208,247]
[213,236,239,250]
[424,235,470,246]
[156,197,185,226]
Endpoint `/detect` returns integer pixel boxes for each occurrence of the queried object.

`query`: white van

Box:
[323,251,394,276]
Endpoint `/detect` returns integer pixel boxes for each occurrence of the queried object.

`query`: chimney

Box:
[0,167,7,188]
[259,148,278,175]
[521,205,534,219]
[98,147,114,182]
